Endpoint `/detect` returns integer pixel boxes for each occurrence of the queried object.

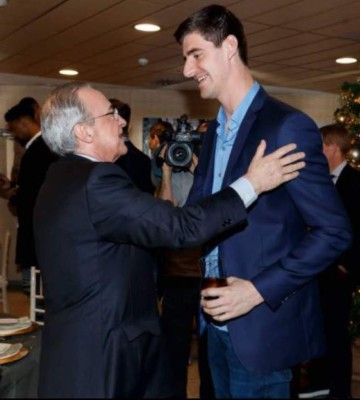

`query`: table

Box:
[0,322,41,398]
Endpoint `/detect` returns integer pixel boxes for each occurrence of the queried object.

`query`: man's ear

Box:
[225,34,238,60]
[74,123,94,144]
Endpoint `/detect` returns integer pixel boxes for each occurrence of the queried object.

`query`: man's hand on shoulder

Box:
[245,140,305,195]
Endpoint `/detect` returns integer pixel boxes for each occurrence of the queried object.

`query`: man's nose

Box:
[183,59,195,79]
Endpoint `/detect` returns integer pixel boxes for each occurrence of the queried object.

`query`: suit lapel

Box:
[202,120,218,196]
[222,88,267,188]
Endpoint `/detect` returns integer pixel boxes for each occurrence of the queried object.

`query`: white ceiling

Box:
[0,0,359,94]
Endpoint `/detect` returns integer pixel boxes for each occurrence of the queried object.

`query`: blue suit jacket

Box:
[187,87,352,373]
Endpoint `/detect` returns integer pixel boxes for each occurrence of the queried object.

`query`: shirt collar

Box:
[331,160,347,182]
[25,131,41,149]
[216,81,260,137]
[74,153,100,162]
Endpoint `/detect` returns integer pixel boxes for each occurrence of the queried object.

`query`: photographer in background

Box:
[156,119,214,398]
[148,119,175,190]
[156,116,202,204]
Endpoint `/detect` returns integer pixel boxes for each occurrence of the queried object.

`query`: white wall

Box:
[0,82,339,281]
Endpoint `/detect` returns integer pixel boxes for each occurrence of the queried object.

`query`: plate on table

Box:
[0,345,29,365]
[0,318,19,325]
[0,342,22,360]
[0,317,39,337]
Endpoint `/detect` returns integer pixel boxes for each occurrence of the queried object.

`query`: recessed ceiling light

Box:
[138,57,149,66]
[134,23,161,32]
[336,57,358,64]
[59,69,79,76]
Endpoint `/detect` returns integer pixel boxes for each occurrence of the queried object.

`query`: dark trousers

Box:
[318,268,353,398]
[295,267,353,398]
[160,277,215,399]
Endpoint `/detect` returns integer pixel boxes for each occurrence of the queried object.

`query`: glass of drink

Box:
[200,254,227,300]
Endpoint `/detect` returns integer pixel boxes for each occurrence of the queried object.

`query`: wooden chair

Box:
[0,230,11,313]
[30,266,45,325]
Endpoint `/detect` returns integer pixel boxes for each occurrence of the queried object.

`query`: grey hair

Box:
[41,81,94,156]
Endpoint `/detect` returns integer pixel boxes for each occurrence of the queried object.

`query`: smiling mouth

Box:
[197,75,207,85]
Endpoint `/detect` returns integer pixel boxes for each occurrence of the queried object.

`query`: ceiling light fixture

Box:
[138,57,149,66]
[134,23,161,32]
[336,57,358,65]
[0,0,8,7]
[59,69,79,76]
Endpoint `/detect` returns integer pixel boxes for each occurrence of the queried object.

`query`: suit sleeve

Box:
[251,113,352,310]
[87,163,247,249]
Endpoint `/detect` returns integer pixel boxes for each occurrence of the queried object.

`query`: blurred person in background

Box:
[111,98,155,194]
[3,98,57,294]
[156,120,214,397]
[148,119,175,190]
[298,124,360,399]
[0,97,41,203]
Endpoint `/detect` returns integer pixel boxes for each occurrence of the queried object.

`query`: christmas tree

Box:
[334,81,360,170]
[334,82,360,339]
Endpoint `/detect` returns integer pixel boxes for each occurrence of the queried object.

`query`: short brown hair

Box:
[320,124,351,155]
[174,4,248,65]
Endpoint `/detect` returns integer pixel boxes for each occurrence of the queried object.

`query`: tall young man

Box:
[174,5,352,398]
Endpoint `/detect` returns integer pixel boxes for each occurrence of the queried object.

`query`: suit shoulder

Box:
[339,164,360,189]
[28,136,58,160]
[255,96,318,139]
[344,164,360,177]
[89,161,131,181]
[57,157,119,173]
[252,87,314,126]
[264,95,312,121]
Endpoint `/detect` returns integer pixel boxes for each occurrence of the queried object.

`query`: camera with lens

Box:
[161,115,203,171]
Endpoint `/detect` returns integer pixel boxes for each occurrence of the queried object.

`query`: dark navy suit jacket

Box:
[33,155,249,398]
[187,87,352,373]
